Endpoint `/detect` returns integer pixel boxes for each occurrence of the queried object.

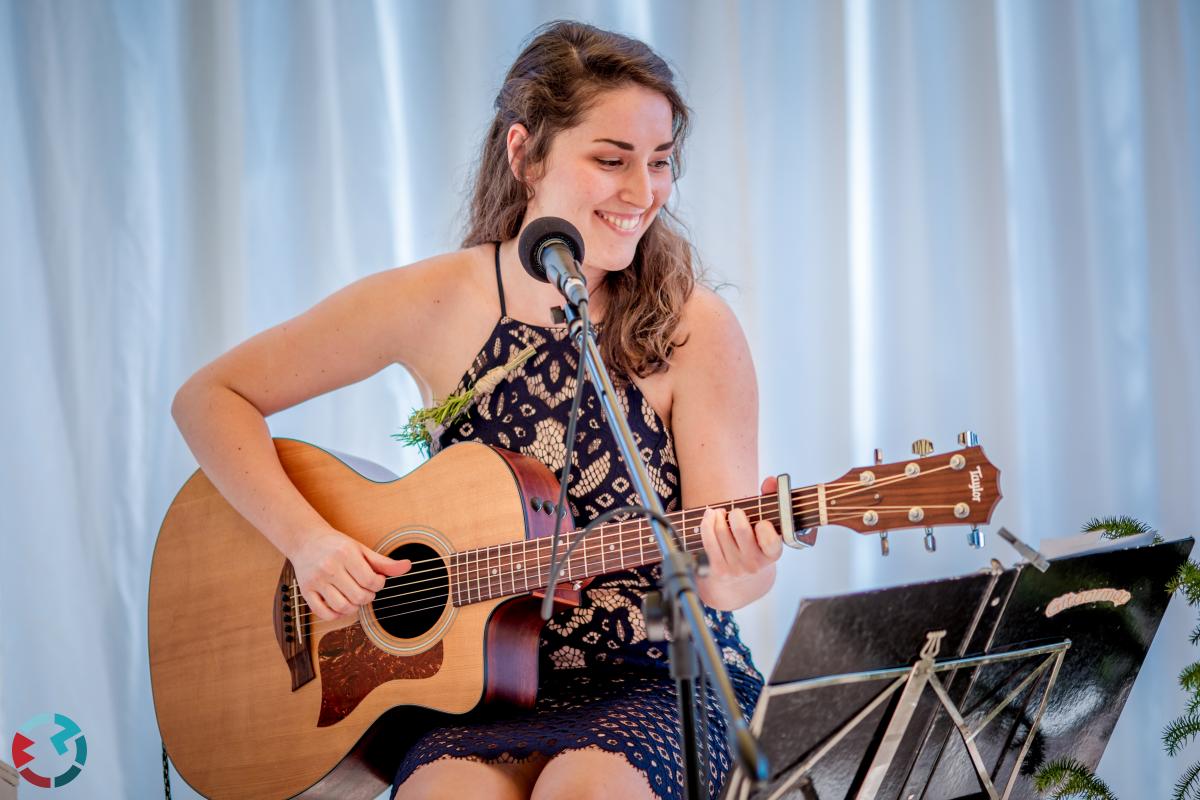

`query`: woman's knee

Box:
[394,755,544,800]
[531,748,657,800]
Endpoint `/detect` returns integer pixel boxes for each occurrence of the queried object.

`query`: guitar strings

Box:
[293,460,972,626]
[367,461,952,596]
[363,494,901,616]
[363,460,962,604]
[295,460,969,623]
[297,502,935,627]
[334,468,883,577]
[366,503,789,603]
[331,505,908,626]
[300,499,934,627]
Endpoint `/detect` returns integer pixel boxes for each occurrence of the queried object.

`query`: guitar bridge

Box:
[275,561,315,691]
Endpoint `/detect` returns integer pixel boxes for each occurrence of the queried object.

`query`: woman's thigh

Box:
[394,754,547,800]
[530,747,657,800]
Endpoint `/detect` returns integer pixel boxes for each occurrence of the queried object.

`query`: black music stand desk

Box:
[724,536,1192,800]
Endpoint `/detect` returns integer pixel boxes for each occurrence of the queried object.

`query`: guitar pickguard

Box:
[316,622,443,727]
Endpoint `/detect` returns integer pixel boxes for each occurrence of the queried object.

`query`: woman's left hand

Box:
[696,475,784,609]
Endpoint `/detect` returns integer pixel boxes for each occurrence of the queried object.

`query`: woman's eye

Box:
[595,156,672,170]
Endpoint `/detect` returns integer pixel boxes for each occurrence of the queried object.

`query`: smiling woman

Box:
[170,18,777,800]
[507,86,675,261]
[461,25,698,385]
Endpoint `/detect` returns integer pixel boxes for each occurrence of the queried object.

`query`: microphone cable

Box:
[540,302,592,620]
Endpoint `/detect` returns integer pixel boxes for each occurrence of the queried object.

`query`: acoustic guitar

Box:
[148,438,1001,799]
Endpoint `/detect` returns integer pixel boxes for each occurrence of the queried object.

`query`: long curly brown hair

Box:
[462,20,699,380]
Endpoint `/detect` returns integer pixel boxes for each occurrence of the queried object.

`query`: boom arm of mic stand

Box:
[561,302,769,793]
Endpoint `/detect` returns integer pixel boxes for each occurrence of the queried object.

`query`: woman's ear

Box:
[506,123,530,182]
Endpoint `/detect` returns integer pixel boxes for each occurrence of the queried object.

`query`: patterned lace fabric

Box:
[392,314,764,800]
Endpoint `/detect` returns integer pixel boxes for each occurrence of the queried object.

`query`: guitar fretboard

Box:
[448,493,799,606]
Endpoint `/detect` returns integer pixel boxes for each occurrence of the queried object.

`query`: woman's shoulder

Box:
[372,244,494,304]
[367,244,505,399]
[663,283,755,396]
[681,282,733,318]
[673,284,748,361]
[634,284,752,426]
[364,242,496,316]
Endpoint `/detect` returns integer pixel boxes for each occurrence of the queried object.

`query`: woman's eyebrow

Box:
[593,137,675,152]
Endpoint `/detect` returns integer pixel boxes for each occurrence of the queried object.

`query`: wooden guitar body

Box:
[149,440,565,800]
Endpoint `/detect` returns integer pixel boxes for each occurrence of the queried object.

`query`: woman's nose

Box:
[620,165,654,208]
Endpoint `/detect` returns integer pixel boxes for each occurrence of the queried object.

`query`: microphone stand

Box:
[555,300,769,799]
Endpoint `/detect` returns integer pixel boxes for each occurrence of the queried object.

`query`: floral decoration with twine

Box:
[394,344,537,456]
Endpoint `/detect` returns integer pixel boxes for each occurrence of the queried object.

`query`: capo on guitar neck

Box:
[777,474,801,549]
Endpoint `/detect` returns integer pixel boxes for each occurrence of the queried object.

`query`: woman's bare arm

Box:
[172,257,458,619]
[669,286,781,611]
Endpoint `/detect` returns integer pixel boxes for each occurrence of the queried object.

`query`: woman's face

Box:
[514,84,676,277]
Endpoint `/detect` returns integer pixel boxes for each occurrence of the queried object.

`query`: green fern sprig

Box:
[1173,760,1200,800]
[1033,757,1116,800]
[1081,515,1155,541]
[1165,712,1200,758]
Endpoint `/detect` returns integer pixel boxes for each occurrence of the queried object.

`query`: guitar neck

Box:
[448,444,1001,606]
[450,491,792,606]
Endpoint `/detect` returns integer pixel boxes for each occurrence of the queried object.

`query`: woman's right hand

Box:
[288,527,412,621]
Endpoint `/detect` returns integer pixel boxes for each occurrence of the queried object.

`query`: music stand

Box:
[724,536,1193,800]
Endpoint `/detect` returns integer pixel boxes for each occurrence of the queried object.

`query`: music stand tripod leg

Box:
[853,630,947,800]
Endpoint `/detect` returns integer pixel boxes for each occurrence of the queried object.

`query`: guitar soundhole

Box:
[372,542,449,639]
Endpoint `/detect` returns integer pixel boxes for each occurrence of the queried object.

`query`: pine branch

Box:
[1033,757,1115,800]
[1174,761,1200,800]
[1183,663,1200,694]
[1081,515,1152,540]
[1187,692,1200,716]
[1165,713,1200,758]
[1190,621,1200,648]
[1169,562,1200,606]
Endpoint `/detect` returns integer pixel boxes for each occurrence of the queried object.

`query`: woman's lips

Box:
[595,209,643,234]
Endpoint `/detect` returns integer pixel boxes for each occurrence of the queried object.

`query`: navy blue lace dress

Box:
[391,244,764,799]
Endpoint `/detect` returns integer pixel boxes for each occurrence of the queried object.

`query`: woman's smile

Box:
[594,209,646,234]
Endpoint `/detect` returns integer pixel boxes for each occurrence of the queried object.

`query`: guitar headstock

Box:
[795,445,1002,537]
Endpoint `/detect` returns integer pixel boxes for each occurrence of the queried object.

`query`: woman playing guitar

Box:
[171,21,781,800]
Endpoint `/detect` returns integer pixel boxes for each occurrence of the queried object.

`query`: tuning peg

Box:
[908,441,938,549]
[968,526,985,549]
[957,433,983,548]
[872,450,891,555]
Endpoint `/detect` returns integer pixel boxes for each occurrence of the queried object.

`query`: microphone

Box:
[518,217,588,308]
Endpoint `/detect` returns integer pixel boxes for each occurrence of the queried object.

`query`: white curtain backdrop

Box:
[2,1,1197,797]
